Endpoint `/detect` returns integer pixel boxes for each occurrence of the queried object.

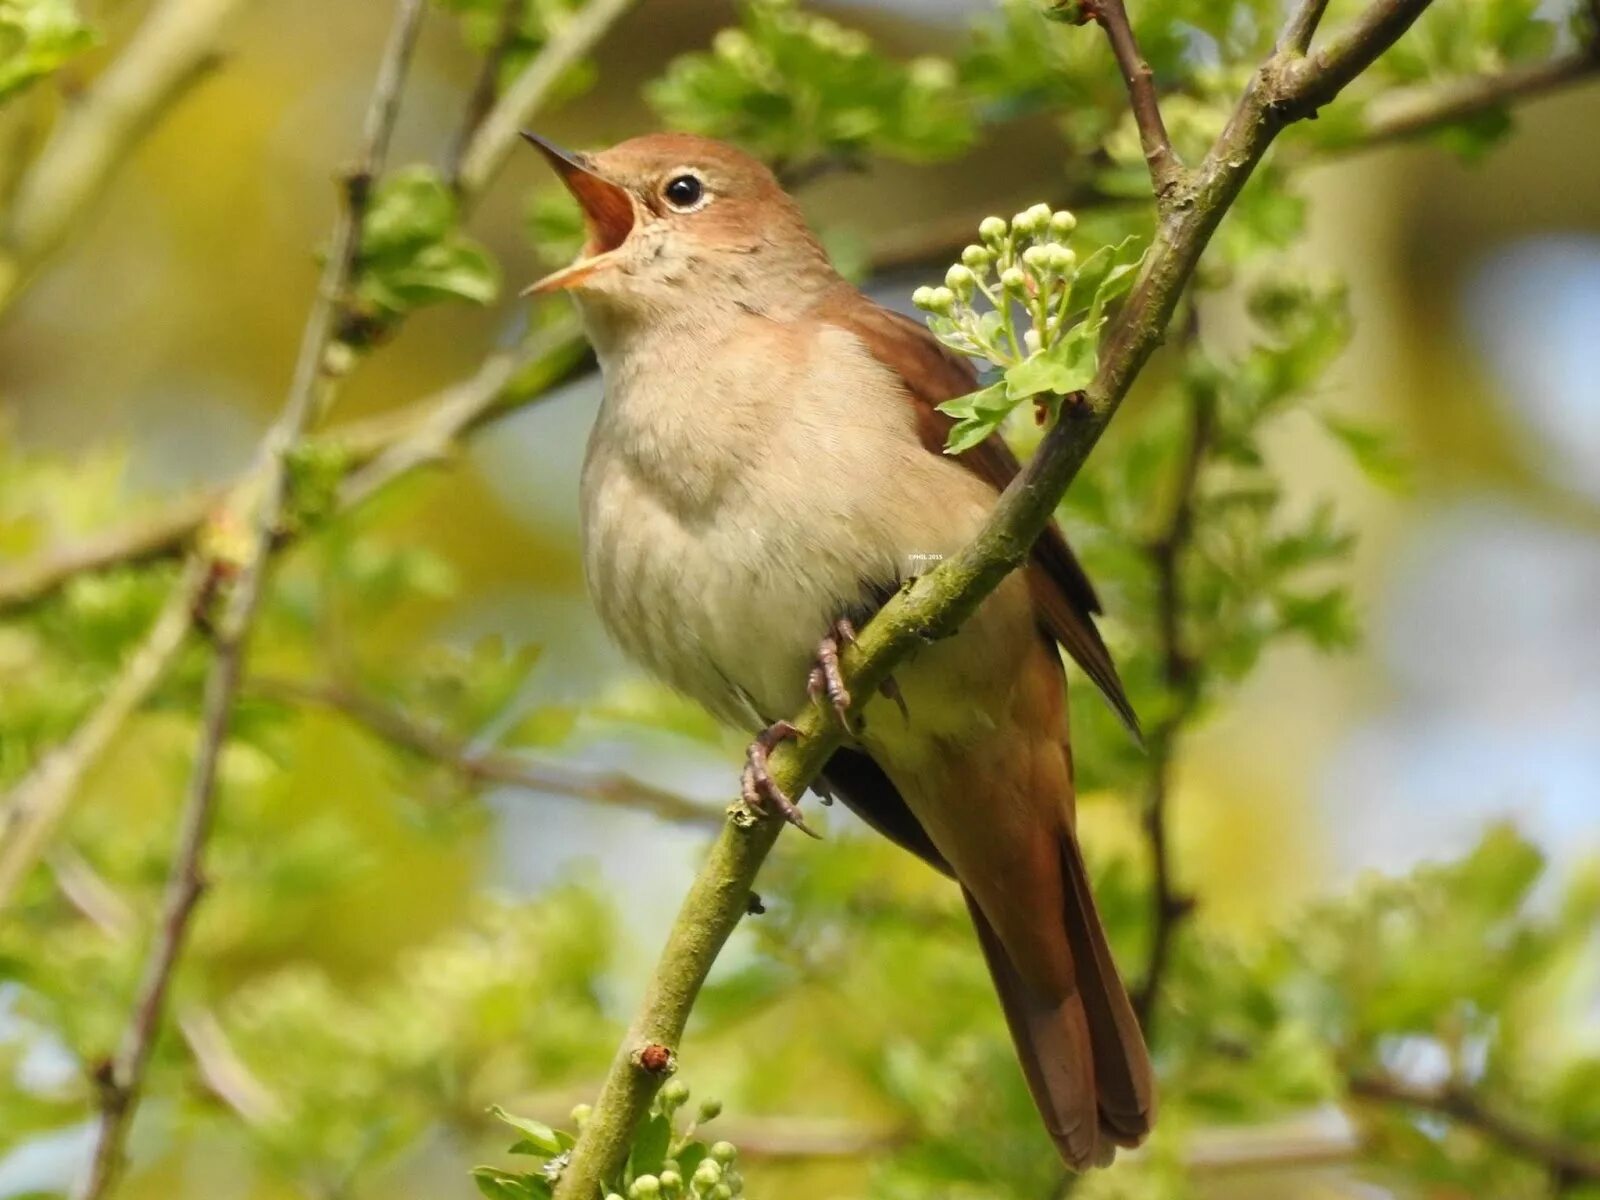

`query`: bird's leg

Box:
[740,720,819,839]
[807,615,910,726]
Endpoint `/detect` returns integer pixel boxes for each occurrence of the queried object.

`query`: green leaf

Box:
[1320,415,1410,491]
[355,165,500,323]
[943,414,1000,455]
[362,166,457,256]
[1003,319,1100,401]
[1063,235,1143,323]
[489,1106,564,1158]
[472,1167,551,1200]
[628,1112,672,1180]
[935,381,1009,421]
[502,706,577,749]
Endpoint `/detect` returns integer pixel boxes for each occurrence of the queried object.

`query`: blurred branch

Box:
[0,0,250,316]
[445,0,525,190]
[1349,1072,1600,1183]
[47,852,287,1128]
[0,562,207,912]
[549,0,1442,1194]
[0,322,588,616]
[454,0,638,205]
[1081,0,1187,205]
[1337,44,1600,147]
[1132,320,1211,1030]
[76,4,428,1196]
[0,503,214,612]
[247,676,720,829]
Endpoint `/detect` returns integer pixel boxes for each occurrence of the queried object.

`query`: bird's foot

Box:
[740,720,819,839]
[806,616,909,726]
[806,617,857,725]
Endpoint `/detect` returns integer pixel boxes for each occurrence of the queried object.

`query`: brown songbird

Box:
[526,130,1155,1168]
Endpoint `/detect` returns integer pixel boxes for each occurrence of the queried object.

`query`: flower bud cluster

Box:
[912,205,1085,368]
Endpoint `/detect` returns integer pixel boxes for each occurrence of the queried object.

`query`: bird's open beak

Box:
[521,132,636,295]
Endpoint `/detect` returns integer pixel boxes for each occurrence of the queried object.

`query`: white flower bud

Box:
[1026,202,1053,230]
[911,286,936,311]
[1024,328,1042,354]
[1047,244,1077,273]
[708,1186,732,1200]
[926,286,956,314]
[660,1079,690,1108]
[709,1141,738,1164]
[1021,245,1051,272]
[944,264,976,295]
[960,243,992,269]
[571,1103,593,1128]
[630,1176,661,1199]
[659,1170,683,1194]
[1050,209,1078,236]
[692,1160,722,1188]
[1000,267,1026,292]
[978,215,1008,244]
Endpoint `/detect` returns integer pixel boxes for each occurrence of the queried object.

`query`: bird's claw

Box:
[806,616,909,727]
[740,720,819,838]
[807,617,856,725]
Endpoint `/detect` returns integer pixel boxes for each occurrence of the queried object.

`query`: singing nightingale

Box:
[525,131,1155,1168]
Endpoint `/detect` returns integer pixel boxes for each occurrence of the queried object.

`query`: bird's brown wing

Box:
[815,289,1139,734]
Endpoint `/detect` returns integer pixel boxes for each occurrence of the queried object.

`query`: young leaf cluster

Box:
[646,0,973,171]
[351,165,500,342]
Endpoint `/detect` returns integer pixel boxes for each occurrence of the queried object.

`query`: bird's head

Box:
[522,132,834,327]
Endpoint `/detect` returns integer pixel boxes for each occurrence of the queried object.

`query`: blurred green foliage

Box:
[646,0,974,172]
[1,0,1597,1198]
[0,0,91,103]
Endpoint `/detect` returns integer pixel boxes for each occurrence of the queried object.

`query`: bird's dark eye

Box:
[662,173,704,211]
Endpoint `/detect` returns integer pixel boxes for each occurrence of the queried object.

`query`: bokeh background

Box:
[2,1,1598,1198]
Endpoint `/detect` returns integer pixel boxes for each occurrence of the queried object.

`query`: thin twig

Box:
[1085,0,1187,205]
[0,0,250,316]
[548,0,1442,1193]
[0,561,207,912]
[1273,0,1441,114]
[75,5,427,1196]
[1349,1072,1600,1183]
[47,853,286,1127]
[444,0,524,191]
[1336,45,1600,147]
[247,676,719,829]
[454,0,638,205]
[1131,343,1212,1029]
[1279,0,1332,55]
